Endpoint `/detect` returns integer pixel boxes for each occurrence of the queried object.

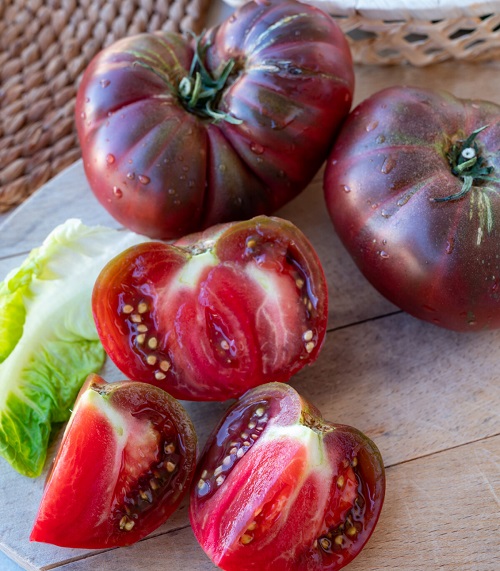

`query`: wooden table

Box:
[1,13,500,571]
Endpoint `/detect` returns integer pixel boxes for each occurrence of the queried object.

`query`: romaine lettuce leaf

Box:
[0,219,147,477]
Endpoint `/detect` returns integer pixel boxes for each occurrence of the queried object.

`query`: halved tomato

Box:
[189,382,385,570]
[30,374,197,549]
[92,216,328,401]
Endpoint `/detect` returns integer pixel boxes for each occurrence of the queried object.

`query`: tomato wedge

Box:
[92,216,328,401]
[190,383,385,570]
[30,374,197,549]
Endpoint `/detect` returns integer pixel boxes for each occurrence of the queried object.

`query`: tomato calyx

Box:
[178,34,242,124]
[432,125,500,203]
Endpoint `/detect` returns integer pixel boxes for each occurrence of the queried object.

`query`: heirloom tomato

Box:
[30,374,197,549]
[92,216,328,401]
[190,382,385,571]
[75,0,354,239]
[324,86,500,331]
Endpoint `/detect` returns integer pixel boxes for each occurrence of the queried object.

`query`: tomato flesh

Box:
[189,383,385,570]
[92,216,328,401]
[30,374,197,549]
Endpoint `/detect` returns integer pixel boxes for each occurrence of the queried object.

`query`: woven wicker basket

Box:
[224,0,500,66]
[0,0,211,213]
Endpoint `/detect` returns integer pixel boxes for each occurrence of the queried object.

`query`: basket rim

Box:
[223,0,500,19]
[304,0,500,19]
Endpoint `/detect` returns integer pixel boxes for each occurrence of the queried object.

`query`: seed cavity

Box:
[196,402,269,500]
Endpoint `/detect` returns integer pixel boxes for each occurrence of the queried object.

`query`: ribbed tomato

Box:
[190,382,385,571]
[30,374,197,549]
[92,216,328,401]
[324,86,500,331]
[75,0,354,239]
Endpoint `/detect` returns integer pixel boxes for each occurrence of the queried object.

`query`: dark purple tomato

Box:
[324,85,500,331]
[76,0,354,239]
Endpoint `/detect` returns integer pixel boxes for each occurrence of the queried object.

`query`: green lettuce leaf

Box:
[0,219,147,477]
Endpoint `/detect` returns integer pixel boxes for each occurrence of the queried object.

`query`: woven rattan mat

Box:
[0,0,211,213]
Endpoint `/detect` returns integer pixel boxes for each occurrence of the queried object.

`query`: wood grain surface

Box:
[1,5,500,570]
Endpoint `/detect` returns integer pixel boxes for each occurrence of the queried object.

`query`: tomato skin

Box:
[92,216,328,401]
[324,86,500,331]
[75,0,353,240]
[189,383,385,571]
[30,374,197,549]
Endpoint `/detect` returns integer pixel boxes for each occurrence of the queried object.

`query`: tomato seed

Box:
[320,538,331,551]
[240,534,253,545]
[138,301,148,313]
[131,314,142,323]
[148,337,158,349]
[136,333,146,345]
[303,330,313,341]
[160,360,171,372]
[137,324,148,333]
[165,443,176,454]
[147,355,157,365]
[155,372,166,380]
[122,304,134,314]
[166,461,176,473]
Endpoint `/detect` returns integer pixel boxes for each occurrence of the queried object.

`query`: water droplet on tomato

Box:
[80,111,86,120]
[219,164,227,172]
[138,174,150,185]
[376,134,386,144]
[127,172,135,180]
[381,157,396,174]
[381,210,391,218]
[168,188,176,195]
[341,185,351,193]
[250,142,265,155]
[100,79,110,88]
[106,154,115,165]
[446,237,455,254]
[113,186,123,198]
[379,250,389,259]
[366,121,379,132]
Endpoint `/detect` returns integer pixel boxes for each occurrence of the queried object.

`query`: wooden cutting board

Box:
[1,58,500,571]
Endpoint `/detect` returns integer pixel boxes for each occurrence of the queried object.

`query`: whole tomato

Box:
[75,0,354,239]
[324,86,500,332]
[92,216,328,401]
[190,382,385,571]
[30,374,197,549]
